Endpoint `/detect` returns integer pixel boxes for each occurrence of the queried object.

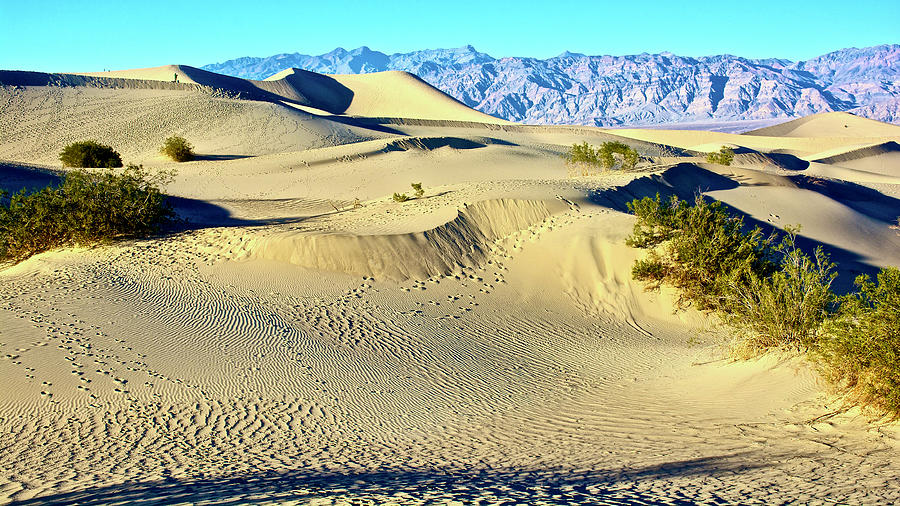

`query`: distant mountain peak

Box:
[202,45,900,126]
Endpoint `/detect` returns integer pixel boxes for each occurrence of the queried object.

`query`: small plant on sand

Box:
[160,135,195,162]
[411,182,425,199]
[353,198,363,209]
[392,193,410,203]
[0,165,175,263]
[706,146,735,166]
[59,140,123,168]
[818,268,900,416]
[565,141,640,175]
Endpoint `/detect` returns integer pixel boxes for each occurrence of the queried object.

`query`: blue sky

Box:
[1,0,897,72]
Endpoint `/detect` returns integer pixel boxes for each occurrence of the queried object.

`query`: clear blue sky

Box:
[1,0,897,72]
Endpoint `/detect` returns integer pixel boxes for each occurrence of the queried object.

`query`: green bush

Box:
[0,165,174,263]
[706,146,735,166]
[819,268,900,415]
[566,142,601,168]
[411,182,424,198]
[599,141,640,171]
[392,193,409,203]
[626,193,900,417]
[160,135,195,162]
[565,141,640,175]
[725,230,836,353]
[626,195,837,349]
[626,193,777,312]
[59,141,123,168]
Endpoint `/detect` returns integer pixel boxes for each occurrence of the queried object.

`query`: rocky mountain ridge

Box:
[203,44,900,127]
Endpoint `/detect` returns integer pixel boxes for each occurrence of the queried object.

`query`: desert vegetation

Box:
[819,269,900,415]
[566,141,640,175]
[160,135,195,162]
[706,146,735,165]
[393,183,425,202]
[59,140,123,168]
[626,194,779,314]
[0,165,174,263]
[626,193,899,417]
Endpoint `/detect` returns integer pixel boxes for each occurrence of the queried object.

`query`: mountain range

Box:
[203,44,900,128]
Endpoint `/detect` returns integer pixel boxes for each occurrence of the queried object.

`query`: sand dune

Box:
[73,65,503,122]
[266,68,503,122]
[745,111,900,138]
[0,86,393,165]
[811,140,900,172]
[2,68,900,504]
[78,64,210,84]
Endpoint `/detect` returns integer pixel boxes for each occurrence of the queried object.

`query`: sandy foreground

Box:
[1,67,900,504]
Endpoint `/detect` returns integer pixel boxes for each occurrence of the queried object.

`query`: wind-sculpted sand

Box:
[1,67,900,504]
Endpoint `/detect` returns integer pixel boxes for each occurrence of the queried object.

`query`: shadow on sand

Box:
[12,451,793,505]
[192,154,255,162]
[0,162,319,232]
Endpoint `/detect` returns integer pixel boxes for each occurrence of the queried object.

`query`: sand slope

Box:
[745,111,900,138]
[0,86,386,165]
[1,73,900,504]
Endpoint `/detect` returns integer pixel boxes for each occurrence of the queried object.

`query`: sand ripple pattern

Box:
[1,212,898,504]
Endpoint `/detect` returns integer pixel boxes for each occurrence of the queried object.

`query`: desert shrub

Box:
[626,193,778,312]
[627,195,839,351]
[160,135,195,162]
[818,268,900,416]
[725,230,837,352]
[599,141,640,171]
[59,141,123,168]
[706,146,735,166]
[0,165,174,263]
[411,182,424,198]
[565,141,640,175]
[566,142,600,168]
[392,193,409,203]
[626,193,900,416]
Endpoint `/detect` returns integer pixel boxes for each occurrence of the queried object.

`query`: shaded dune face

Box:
[259,68,354,113]
[1,67,900,505]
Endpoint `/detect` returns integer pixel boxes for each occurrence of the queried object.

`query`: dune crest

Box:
[237,199,564,280]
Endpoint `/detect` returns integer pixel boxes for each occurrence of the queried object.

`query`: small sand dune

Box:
[745,111,900,138]
[811,140,900,173]
[239,199,565,280]
[613,111,900,160]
